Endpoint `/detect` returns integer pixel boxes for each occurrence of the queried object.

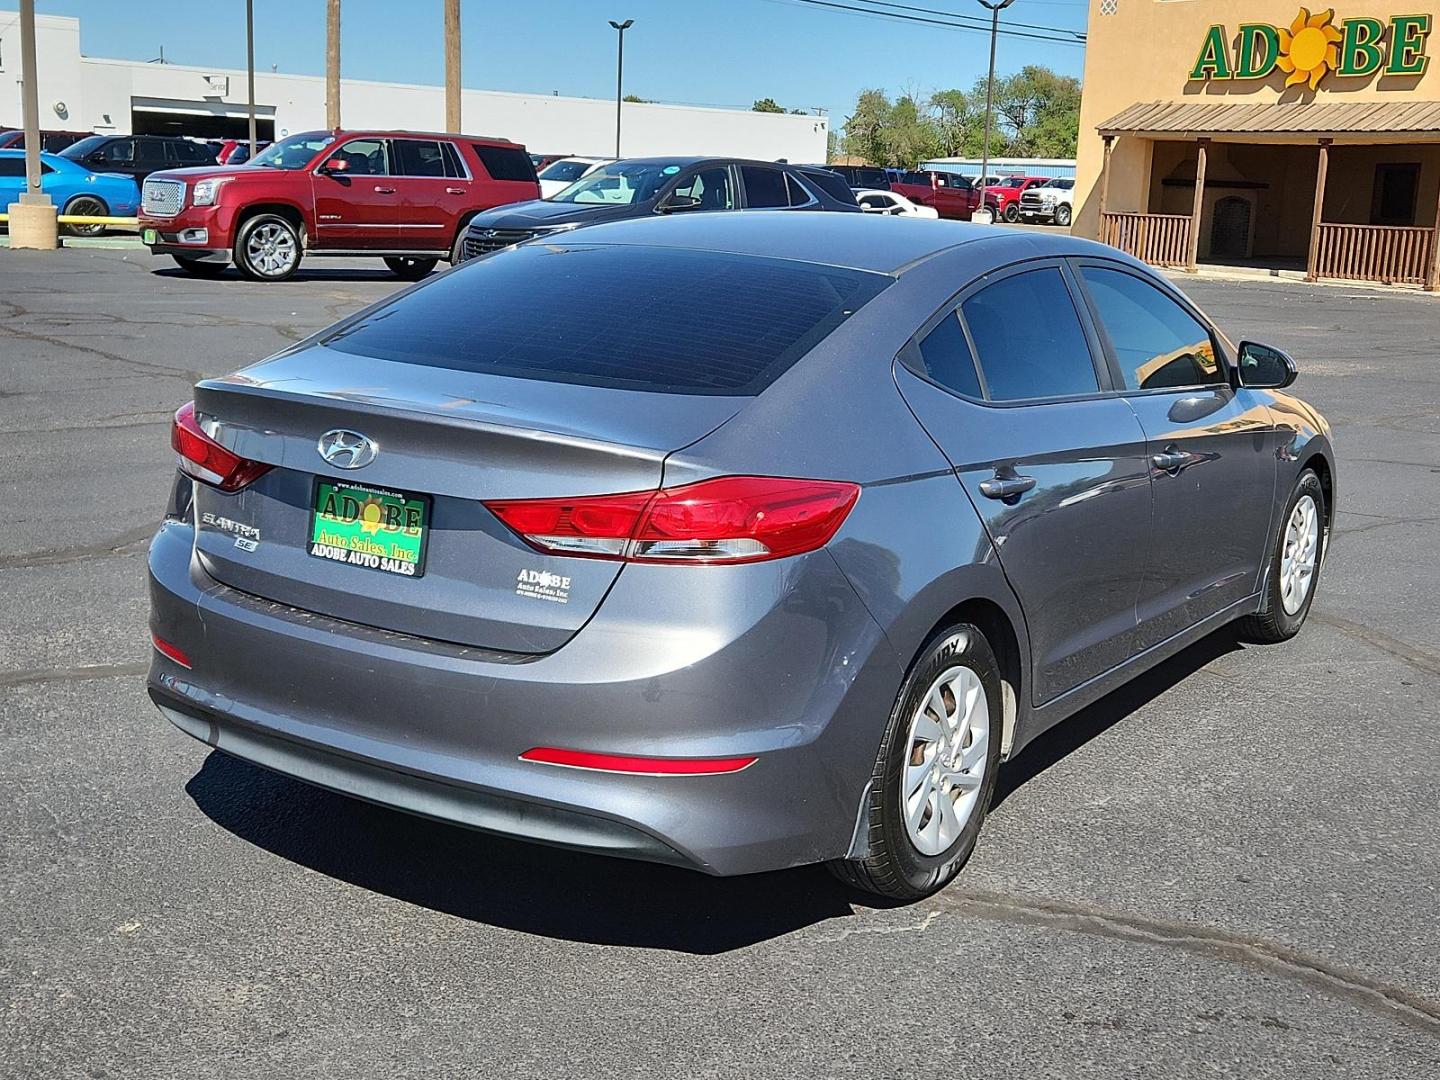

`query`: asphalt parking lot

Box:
[2,245,1438,1079]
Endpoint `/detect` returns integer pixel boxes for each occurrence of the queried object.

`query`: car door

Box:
[738,164,793,210]
[1071,259,1277,646]
[893,260,1153,706]
[311,137,398,250]
[132,138,170,182]
[390,137,467,252]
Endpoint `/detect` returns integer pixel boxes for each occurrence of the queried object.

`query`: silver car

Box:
[148,212,1334,900]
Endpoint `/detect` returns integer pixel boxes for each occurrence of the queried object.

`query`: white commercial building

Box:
[0,12,829,162]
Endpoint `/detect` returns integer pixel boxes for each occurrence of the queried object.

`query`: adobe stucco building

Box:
[1075,0,1440,287]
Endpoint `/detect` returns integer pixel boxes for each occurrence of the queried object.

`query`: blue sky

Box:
[22,0,1087,130]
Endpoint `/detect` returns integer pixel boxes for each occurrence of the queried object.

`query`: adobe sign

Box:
[1190,7,1432,90]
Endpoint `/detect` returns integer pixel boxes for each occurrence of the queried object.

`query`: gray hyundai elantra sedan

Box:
[148,212,1335,900]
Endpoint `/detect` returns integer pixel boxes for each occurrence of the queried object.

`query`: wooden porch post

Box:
[1427,149,1440,291]
[1186,138,1208,272]
[1306,139,1332,282]
[1098,135,1114,245]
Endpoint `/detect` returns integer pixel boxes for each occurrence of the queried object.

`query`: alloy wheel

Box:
[63,196,107,237]
[1279,493,1319,615]
[901,664,989,856]
[245,222,298,277]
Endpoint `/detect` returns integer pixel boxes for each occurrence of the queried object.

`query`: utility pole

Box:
[246,0,258,157]
[608,20,633,158]
[975,0,1016,225]
[326,0,341,130]
[445,0,462,132]
[10,0,56,249]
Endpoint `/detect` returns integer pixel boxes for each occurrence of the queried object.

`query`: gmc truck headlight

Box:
[192,179,228,207]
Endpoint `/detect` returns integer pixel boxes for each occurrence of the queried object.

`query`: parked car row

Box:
[1018,177,1075,226]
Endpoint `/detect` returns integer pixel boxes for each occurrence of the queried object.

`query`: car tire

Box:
[828,623,1004,901]
[384,256,439,281]
[234,213,302,282]
[1238,469,1326,644]
[449,225,472,264]
[61,195,108,237]
[1054,203,1072,228]
[171,255,226,278]
[1003,203,1020,223]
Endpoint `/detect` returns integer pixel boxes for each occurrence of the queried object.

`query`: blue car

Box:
[0,149,139,236]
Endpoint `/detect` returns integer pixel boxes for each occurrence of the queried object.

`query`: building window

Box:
[1372,164,1419,227]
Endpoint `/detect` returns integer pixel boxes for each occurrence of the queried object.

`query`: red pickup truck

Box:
[981,176,1048,222]
[886,170,978,220]
[139,129,540,281]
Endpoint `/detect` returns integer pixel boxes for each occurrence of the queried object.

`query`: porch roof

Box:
[1099,99,1440,139]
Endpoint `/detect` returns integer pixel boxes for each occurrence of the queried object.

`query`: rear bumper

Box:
[147,516,901,876]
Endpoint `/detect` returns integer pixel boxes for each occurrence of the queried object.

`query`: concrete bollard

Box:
[7,199,59,250]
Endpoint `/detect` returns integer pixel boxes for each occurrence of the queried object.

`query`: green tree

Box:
[752,97,786,113]
[842,88,891,165]
[929,87,987,158]
[882,93,940,169]
[988,66,1082,157]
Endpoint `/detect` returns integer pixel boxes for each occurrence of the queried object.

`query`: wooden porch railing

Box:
[1311,223,1435,286]
[1100,212,1193,269]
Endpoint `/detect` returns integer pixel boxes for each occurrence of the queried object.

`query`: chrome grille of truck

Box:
[142,178,185,218]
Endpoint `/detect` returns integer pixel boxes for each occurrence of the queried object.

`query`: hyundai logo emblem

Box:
[317,429,378,470]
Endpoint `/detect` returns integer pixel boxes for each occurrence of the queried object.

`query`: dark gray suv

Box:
[456,156,859,261]
[148,213,1333,901]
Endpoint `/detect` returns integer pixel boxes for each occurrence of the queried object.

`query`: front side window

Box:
[1080,267,1223,391]
[394,138,448,178]
[327,138,390,176]
[669,166,733,210]
[0,157,24,177]
[741,165,788,208]
[99,139,134,164]
[916,312,983,398]
[961,267,1098,401]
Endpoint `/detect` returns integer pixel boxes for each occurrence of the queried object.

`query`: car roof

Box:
[285,129,524,146]
[549,210,1115,276]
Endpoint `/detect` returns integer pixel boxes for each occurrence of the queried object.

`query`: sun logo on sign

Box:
[1277,7,1344,89]
[358,496,387,534]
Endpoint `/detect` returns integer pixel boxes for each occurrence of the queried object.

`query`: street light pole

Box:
[326,0,342,130]
[246,0,257,158]
[608,19,633,159]
[445,0,462,132]
[975,0,1015,225]
[10,0,56,249]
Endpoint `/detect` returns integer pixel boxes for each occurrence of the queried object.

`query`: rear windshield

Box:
[322,244,890,395]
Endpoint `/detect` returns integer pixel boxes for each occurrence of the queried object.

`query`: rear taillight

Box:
[486,476,860,565]
[171,401,272,492]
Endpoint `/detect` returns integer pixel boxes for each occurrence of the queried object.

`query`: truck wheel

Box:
[1054,203,1072,228]
[171,255,226,278]
[234,214,302,281]
[384,256,439,281]
[1003,203,1020,223]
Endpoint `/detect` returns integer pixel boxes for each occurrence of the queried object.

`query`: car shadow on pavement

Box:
[184,625,1247,953]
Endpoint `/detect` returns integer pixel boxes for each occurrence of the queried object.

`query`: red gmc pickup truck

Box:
[139,129,540,281]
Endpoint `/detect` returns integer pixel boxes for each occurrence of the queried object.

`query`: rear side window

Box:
[917,313,983,398]
[1079,266,1224,391]
[322,244,891,396]
[783,172,814,206]
[741,166,789,209]
[961,268,1098,401]
[394,138,449,177]
[802,168,854,203]
[473,145,537,182]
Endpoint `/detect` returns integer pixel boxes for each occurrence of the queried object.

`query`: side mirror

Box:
[88,152,106,165]
[1237,341,1298,389]
[319,157,349,175]
[659,194,701,213]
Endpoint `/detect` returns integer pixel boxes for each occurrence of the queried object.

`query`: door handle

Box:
[373,185,396,194]
[979,474,1037,501]
[445,186,466,195]
[1151,448,1189,472]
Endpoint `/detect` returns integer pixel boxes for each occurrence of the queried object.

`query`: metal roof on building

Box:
[1099,99,1440,137]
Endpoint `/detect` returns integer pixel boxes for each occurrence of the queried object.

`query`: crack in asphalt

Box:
[0,661,149,690]
[1311,612,1440,678]
[0,523,155,571]
[924,889,1440,1037]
